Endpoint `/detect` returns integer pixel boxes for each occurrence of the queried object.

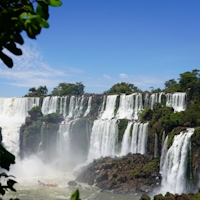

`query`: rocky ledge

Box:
[140,189,200,200]
[76,153,161,195]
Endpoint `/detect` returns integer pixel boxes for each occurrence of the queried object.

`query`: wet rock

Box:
[76,153,161,195]
[140,194,150,200]
[68,181,77,186]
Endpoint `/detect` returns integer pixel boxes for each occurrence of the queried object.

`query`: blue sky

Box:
[0,0,200,97]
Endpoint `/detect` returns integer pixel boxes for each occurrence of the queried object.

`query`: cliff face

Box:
[76,153,161,195]
[191,127,200,188]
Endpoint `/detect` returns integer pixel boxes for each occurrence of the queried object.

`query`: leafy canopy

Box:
[51,82,85,96]
[0,0,62,68]
[104,82,142,95]
[25,85,48,97]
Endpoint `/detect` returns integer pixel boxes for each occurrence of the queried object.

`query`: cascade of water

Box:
[160,135,168,173]
[74,96,85,118]
[166,92,186,112]
[130,122,139,153]
[150,93,158,109]
[99,95,106,118]
[143,93,149,109]
[87,119,118,161]
[154,133,158,158]
[166,93,172,107]
[137,122,148,154]
[160,128,194,194]
[66,96,76,119]
[41,96,58,115]
[62,96,68,117]
[84,96,92,116]
[133,93,143,120]
[120,122,133,156]
[161,131,166,148]
[0,97,39,156]
[172,92,187,112]
[101,95,118,120]
[56,121,73,165]
[116,94,134,120]
[59,97,63,115]
[120,122,148,155]
[159,92,164,103]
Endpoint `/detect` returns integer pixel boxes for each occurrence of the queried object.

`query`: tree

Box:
[37,85,48,96]
[164,79,177,88]
[179,69,200,101]
[104,82,142,95]
[51,82,85,96]
[25,85,48,97]
[0,0,62,68]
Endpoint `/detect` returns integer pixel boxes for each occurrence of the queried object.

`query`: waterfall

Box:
[87,119,118,161]
[160,128,194,194]
[154,133,158,158]
[144,93,149,109]
[121,122,148,155]
[130,123,139,153]
[150,93,158,109]
[133,93,143,120]
[160,135,168,173]
[137,122,148,154]
[166,92,186,112]
[84,96,92,116]
[161,132,166,148]
[57,122,72,159]
[59,96,68,117]
[120,122,133,155]
[116,94,134,119]
[101,95,118,120]
[99,95,106,118]
[159,92,164,103]
[0,97,39,156]
[41,96,58,115]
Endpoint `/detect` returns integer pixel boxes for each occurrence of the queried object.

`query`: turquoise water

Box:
[3,157,140,200]
[4,179,140,200]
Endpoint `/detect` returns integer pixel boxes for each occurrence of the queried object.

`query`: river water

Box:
[3,155,139,200]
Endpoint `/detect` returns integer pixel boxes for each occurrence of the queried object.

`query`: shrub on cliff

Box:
[28,106,43,121]
[191,127,200,146]
[104,82,142,95]
[43,113,64,123]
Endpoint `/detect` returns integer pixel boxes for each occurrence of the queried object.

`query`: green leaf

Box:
[20,12,28,20]
[36,2,49,20]
[11,33,24,45]
[5,43,22,56]
[48,0,62,7]
[0,186,5,195]
[0,144,15,169]
[70,189,81,200]
[24,4,34,12]
[7,179,17,187]
[0,51,13,68]
[40,19,49,28]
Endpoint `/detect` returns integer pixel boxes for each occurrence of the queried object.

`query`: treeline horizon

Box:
[25,69,200,102]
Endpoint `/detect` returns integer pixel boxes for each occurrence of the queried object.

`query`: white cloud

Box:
[103,74,111,79]
[0,41,68,90]
[119,73,128,78]
[65,66,84,74]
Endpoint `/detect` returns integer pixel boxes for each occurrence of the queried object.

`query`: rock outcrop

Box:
[76,153,161,195]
